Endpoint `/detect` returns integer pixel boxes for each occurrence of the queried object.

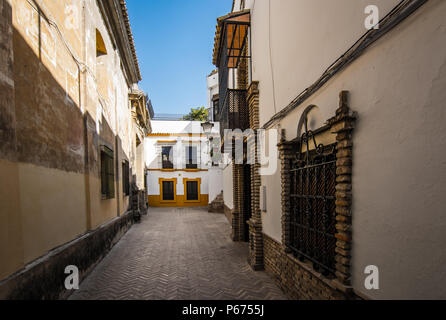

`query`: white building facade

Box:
[145,121,222,207]
[206,70,219,122]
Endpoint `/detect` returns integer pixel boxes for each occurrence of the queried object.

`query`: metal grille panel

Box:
[289,145,337,276]
[219,89,249,138]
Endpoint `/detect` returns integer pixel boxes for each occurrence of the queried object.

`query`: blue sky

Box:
[126,0,232,115]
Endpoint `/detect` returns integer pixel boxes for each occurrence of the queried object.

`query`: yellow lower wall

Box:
[0,159,24,280]
[18,162,87,264]
[148,195,209,207]
[87,176,118,230]
[0,159,130,281]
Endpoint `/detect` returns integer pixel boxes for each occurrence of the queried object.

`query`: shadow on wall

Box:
[9,4,131,175]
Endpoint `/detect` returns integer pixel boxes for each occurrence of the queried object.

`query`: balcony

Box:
[212,11,251,141]
[219,89,249,139]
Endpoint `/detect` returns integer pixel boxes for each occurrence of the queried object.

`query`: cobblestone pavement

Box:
[69,207,287,300]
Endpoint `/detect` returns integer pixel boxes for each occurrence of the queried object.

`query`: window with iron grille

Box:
[185,146,197,169]
[122,160,130,196]
[162,146,173,169]
[289,144,337,277]
[100,146,115,199]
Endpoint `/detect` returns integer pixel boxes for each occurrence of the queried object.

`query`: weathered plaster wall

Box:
[0,0,17,162]
[83,0,133,227]
[13,0,84,173]
[251,0,446,299]
[0,0,24,281]
[0,0,140,281]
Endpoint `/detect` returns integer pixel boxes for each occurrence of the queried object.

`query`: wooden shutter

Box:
[186,181,198,201]
[162,181,174,201]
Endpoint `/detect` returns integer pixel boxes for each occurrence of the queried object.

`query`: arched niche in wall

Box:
[297,105,324,137]
[296,104,336,150]
[95,29,109,105]
[96,29,107,57]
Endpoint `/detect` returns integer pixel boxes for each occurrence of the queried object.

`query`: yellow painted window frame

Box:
[183,178,201,203]
[159,178,177,203]
[96,29,107,56]
[147,169,208,172]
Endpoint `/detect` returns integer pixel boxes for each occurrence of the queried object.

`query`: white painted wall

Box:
[147,170,209,196]
[260,147,282,243]
[222,162,234,210]
[248,0,446,299]
[247,0,400,126]
[207,71,219,121]
[150,120,220,135]
[145,121,220,169]
[208,167,223,203]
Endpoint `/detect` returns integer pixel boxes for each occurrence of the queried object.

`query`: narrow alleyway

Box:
[69,207,286,300]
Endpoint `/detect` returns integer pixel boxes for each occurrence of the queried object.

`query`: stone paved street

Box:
[69,207,287,300]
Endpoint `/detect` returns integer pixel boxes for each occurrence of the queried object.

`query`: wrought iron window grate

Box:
[101,146,115,199]
[289,144,337,276]
[162,146,173,169]
[219,89,249,138]
[122,160,130,196]
[287,110,338,277]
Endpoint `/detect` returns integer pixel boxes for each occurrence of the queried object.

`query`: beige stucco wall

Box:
[250,0,446,299]
[0,160,24,280]
[18,163,87,263]
[0,0,142,281]
[136,142,145,189]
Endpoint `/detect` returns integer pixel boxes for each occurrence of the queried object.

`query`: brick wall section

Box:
[237,49,249,90]
[263,233,347,300]
[278,130,294,253]
[231,164,245,241]
[230,50,251,243]
[328,91,357,286]
[267,91,359,299]
[247,81,264,270]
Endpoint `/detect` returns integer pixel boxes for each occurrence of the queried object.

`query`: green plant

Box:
[182,106,208,121]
